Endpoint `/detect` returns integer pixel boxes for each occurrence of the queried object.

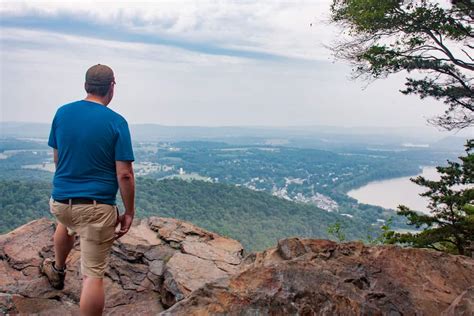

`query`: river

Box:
[347,167,440,214]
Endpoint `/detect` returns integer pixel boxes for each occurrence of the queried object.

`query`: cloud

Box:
[1,27,258,66]
[0,0,335,61]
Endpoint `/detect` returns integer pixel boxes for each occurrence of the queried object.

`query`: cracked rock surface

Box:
[165,238,474,315]
[1,220,473,315]
[0,217,243,315]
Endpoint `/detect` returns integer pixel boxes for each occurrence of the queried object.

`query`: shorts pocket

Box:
[82,204,117,244]
[50,198,70,224]
[83,223,115,244]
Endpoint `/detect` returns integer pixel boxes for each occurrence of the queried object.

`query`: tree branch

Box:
[461,48,474,62]
[425,30,474,71]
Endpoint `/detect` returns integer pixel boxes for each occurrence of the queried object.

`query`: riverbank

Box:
[347,166,439,214]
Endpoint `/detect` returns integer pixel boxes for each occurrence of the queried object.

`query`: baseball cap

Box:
[85,64,115,86]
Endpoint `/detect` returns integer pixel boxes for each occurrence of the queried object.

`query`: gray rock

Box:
[149,260,164,276]
[161,253,228,307]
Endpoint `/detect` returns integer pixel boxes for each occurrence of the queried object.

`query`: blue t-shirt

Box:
[48,100,134,204]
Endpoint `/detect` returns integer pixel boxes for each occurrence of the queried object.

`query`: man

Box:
[41,64,135,316]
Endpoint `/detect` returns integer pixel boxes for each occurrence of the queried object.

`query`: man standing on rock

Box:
[42,64,135,316]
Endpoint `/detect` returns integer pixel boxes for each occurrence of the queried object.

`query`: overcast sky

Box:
[0,0,464,133]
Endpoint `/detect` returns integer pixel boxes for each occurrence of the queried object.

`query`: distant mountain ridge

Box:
[1,121,468,151]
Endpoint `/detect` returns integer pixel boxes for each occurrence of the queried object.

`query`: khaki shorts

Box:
[49,198,118,278]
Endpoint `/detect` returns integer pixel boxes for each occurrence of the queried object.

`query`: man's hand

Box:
[115,213,134,239]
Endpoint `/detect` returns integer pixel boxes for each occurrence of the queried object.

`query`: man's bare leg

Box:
[54,223,75,269]
[80,276,105,316]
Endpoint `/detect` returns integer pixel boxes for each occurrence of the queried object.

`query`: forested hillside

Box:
[1,178,376,251]
[135,178,371,250]
[0,180,52,231]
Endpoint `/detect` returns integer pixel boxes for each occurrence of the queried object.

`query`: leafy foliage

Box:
[388,140,474,256]
[327,221,346,242]
[366,217,395,245]
[330,0,474,130]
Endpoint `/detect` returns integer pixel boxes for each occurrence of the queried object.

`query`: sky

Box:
[0,0,464,133]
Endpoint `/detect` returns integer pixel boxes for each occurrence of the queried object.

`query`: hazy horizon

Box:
[1,121,471,143]
[0,119,470,132]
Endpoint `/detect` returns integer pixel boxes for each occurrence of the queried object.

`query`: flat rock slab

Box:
[0,218,55,269]
[161,253,229,307]
[181,240,241,265]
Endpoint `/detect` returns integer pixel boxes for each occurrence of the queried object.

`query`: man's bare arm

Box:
[115,161,135,239]
[53,149,58,169]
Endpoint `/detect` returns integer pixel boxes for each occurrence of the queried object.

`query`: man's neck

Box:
[84,95,107,106]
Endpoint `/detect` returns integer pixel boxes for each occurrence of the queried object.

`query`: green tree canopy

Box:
[388,140,474,256]
[330,0,473,130]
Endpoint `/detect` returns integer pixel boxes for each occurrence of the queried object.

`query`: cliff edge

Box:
[0,218,472,315]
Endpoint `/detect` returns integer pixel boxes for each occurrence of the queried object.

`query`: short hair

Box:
[85,83,111,97]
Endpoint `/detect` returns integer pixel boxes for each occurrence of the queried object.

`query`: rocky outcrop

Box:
[1,220,473,315]
[166,238,474,315]
[0,217,243,314]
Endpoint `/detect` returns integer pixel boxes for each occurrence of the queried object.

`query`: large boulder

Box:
[0,217,243,314]
[165,237,474,315]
